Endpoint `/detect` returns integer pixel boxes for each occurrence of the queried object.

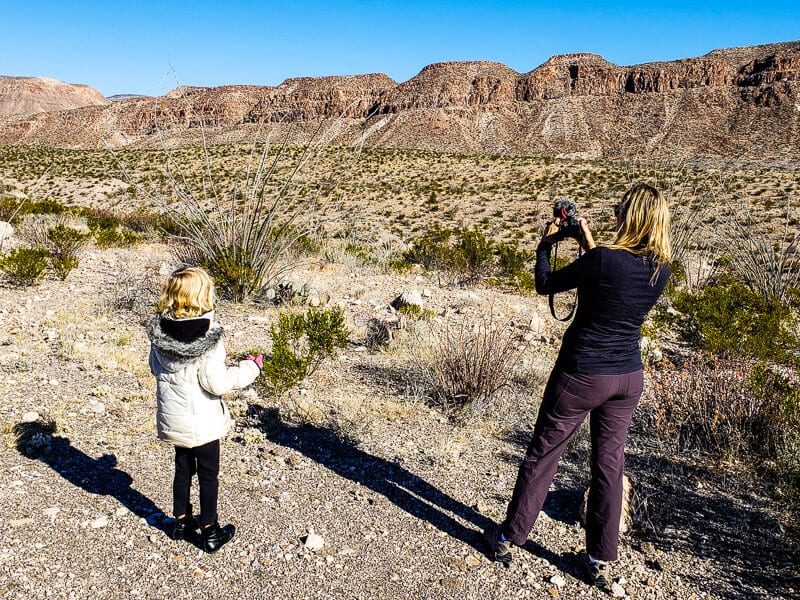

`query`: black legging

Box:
[173,439,220,527]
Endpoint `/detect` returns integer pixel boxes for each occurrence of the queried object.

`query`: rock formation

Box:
[0,41,798,163]
[0,76,108,116]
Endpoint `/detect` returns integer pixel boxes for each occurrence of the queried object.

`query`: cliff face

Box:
[1,41,799,163]
[0,76,108,116]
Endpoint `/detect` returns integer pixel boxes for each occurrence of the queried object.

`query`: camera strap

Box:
[548,241,580,322]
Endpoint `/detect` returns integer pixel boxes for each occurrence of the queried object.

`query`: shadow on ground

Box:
[13,419,167,534]
[250,405,512,560]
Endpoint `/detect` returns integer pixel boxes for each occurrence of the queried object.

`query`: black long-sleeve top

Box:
[535,241,670,374]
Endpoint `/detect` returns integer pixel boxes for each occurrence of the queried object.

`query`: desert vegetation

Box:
[1,141,798,597]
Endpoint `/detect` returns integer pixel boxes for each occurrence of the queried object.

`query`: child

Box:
[147,266,262,553]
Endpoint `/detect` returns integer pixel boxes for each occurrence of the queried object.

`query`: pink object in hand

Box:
[246,354,264,370]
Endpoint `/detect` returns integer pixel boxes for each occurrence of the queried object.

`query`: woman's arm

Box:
[534,217,597,295]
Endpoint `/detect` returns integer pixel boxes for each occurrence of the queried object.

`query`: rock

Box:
[529,314,546,335]
[303,531,325,551]
[43,507,60,523]
[0,221,14,240]
[465,554,481,567]
[88,400,106,414]
[90,515,109,529]
[10,518,34,527]
[22,411,40,423]
[422,288,432,298]
[611,581,626,597]
[549,574,566,588]
[390,289,423,310]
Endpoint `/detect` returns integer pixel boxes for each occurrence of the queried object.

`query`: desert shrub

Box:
[456,225,494,279]
[84,213,120,232]
[0,198,69,222]
[134,130,354,303]
[496,241,531,276]
[415,315,529,422]
[403,225,465,272]
[46,225,90,280]
[0,247,49,285]
[94,227,141,248]
[121,211,182,237]
[28,199,68,215]
[672,274,798,363]
[202,247,262,303]
[650,356,800,506]
[712,195,800,304]
[397,303,436,321]
[261,307,348,393]
[402,224,497,281]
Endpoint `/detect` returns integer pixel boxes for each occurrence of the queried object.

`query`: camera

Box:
[552,198,582,241]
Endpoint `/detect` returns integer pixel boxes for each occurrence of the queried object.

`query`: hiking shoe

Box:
[170,514,200,541]
[483,524,513,566]
[583,554,612,593]
[202,522,236,553]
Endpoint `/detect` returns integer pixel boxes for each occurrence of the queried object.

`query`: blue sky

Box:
[2,1,798,97]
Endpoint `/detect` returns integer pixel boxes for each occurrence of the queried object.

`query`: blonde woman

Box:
[147,267,262,553]
[485,183,671,592]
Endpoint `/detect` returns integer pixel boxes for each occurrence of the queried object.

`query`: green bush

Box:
[0,198,69,222]
[46,225,89,280]
[0,247,49,285]
[202,247,263,303]
[496,241,531,276]
[94,227,141,248]
[86,214,120,232]
[672,275,798,363]
[262,307,348,393]
[403,225,465,273]
[456,226,494,278]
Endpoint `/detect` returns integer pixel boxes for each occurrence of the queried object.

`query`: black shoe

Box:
[483,524,513,566]
[171,512,200,541]
[202,522,235,553]
[582,553,613,594]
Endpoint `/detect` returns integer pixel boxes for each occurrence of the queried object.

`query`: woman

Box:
[485,183,671,592]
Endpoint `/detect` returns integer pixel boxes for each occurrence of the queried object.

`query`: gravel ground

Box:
[0,244,797,599]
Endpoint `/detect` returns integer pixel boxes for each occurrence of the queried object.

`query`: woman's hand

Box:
[578,217,597,251]
[541,218,561,244]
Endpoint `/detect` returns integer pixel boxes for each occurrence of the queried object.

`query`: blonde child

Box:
[147,267,262,553]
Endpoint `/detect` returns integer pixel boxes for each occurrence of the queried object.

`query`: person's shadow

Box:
[13,419,168,534]
[251,405,579,575]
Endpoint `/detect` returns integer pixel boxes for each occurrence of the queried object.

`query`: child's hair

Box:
[158,267,216,319]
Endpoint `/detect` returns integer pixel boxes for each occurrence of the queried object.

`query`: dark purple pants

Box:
[173,439,220,527]
[501,369,643,561]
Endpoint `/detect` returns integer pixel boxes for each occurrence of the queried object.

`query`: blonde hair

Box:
[608,183,672,274]
[158,267,216,319]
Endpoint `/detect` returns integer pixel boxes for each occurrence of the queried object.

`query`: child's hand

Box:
[246,354,264,370]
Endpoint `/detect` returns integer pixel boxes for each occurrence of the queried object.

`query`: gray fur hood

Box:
[147,311,224,368]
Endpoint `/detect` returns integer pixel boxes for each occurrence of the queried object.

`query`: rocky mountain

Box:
[0,41,798,163]
[0,76,108,116]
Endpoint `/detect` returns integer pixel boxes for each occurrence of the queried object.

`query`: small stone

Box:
[303,532,325,552]
[549,574,566,588]
[43,507,60,523]
[115,507,128,517]
[10,518,34,527]
[22,411,40,423]
[465,555,481,567]
[90,515,109,529]
[89,401,106,414]
[611,581,626,597]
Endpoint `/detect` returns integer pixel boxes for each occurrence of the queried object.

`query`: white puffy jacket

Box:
[147,311,260,448]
